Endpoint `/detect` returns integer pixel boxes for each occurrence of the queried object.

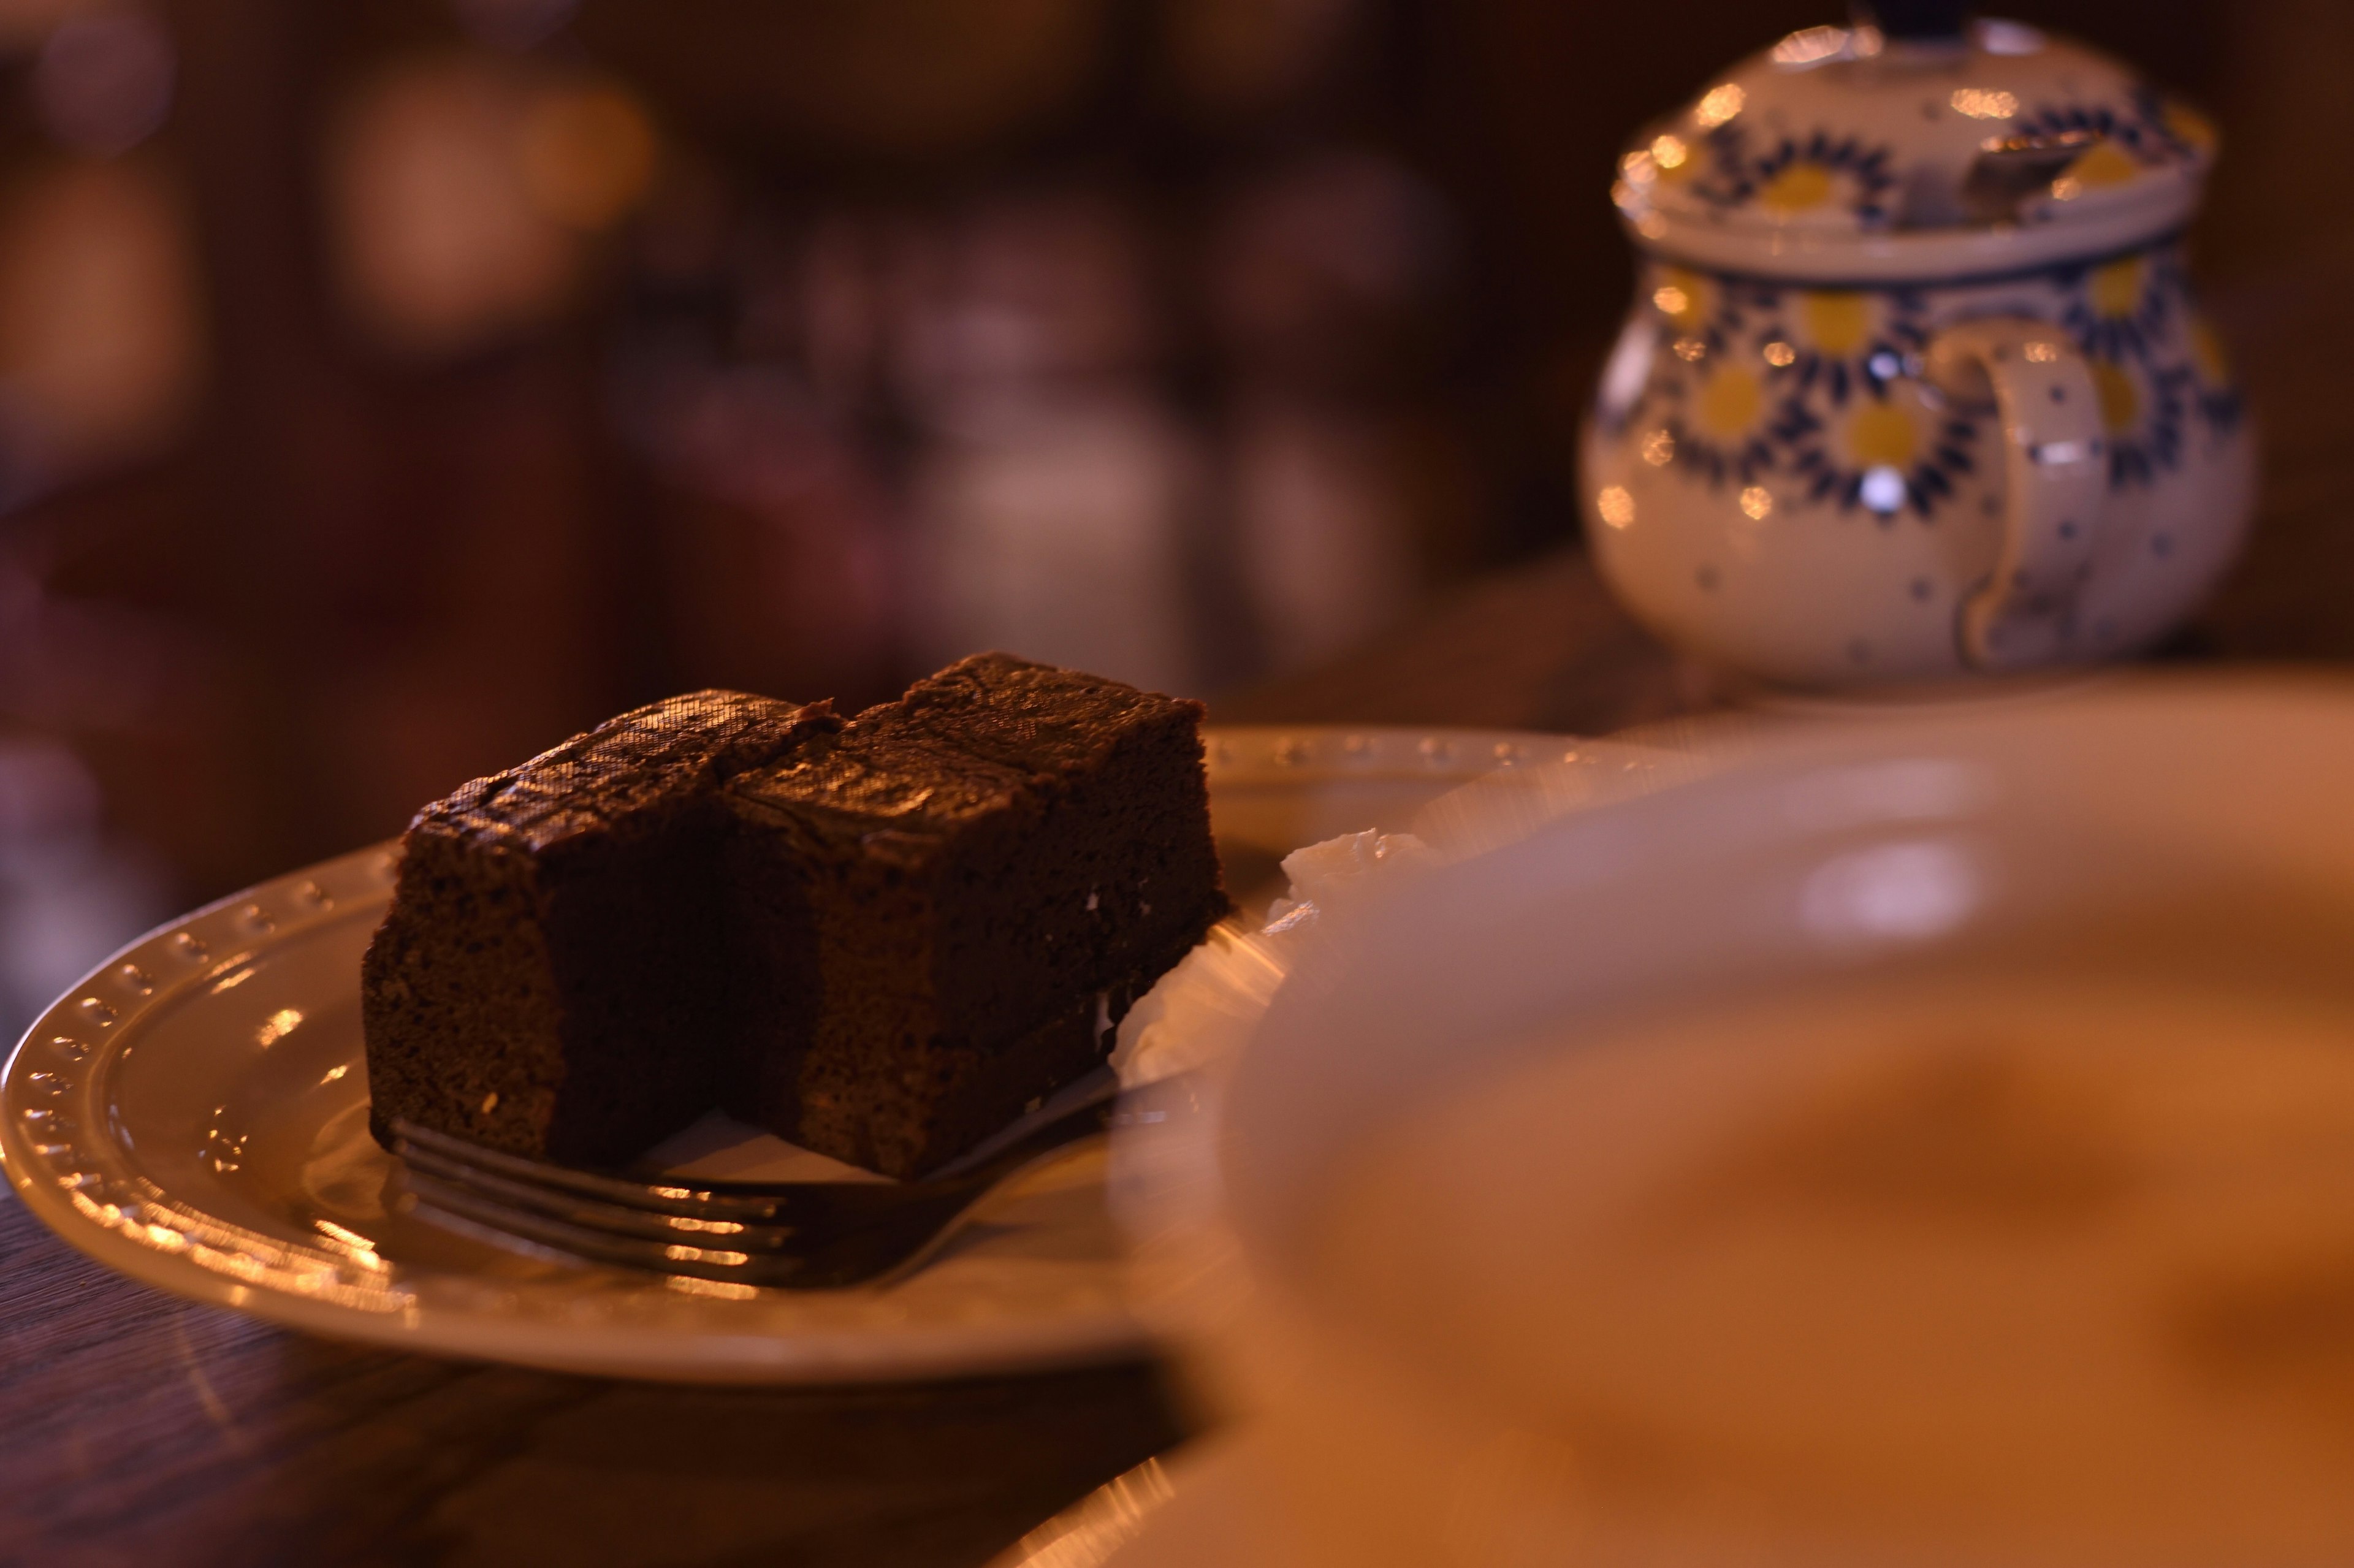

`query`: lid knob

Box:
[1850,0,1972,40]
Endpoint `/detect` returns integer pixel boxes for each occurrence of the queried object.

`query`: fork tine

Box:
[385,1070,1157,1289]
[394,1139,817,1252]
[398,1168,841,1286]
[388,1119,839,1219]
[398,1164,988,1288]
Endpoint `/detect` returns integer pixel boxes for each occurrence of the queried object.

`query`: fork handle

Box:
[934,1075,1131,1187]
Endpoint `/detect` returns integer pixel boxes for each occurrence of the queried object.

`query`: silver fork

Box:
[386,1075,1160,1290]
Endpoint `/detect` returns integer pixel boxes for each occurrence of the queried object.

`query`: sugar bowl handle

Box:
[1925,319,2108,671]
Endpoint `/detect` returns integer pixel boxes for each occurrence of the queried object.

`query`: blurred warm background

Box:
[0,0,2331,1034]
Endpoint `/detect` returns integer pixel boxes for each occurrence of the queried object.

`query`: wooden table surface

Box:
[8,254,2354,1567]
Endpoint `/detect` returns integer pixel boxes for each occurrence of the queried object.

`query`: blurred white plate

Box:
[0,724,1616,1383]
[992,1439,1289,1568]
[1203,677,2354,1565]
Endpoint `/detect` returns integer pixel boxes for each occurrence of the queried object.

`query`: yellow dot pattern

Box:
[1759,162,1836,215]
[2093,360,2140,432]
[1696,367,1764,438]
[2065,140,2143,190]
[1799,292,1871,357]
[2164,102,2219,155]
[2088,257,2146,321]
[2190,316,2232,385]
[1845,402,1918,468]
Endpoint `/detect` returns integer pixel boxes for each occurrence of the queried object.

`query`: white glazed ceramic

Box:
[0,725,1599,1383]
[1585,13,2253,687]
[1191,674,2354,1565]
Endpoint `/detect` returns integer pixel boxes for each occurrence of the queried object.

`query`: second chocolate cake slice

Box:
[722,653,1230,1176]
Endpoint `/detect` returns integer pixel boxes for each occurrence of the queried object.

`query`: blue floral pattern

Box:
[1690,127,1901,227]
[1621,237,2238,517]
[2056,249,2181,364]
[1774,395,1979,522]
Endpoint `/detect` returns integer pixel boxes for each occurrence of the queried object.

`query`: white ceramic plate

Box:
[0,725,1609,1384]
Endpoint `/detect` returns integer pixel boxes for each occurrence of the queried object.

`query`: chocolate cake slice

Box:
[360,655,1228,1179]
[722,653,1231,1176]
[361,691,839,1166]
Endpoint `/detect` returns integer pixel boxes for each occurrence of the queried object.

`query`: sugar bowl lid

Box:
[1612,2,2216,282]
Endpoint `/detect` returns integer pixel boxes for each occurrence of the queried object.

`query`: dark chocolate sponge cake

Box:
[723,653,1230,1176]
[361,691,839,1166]
[361,655,1228,1179]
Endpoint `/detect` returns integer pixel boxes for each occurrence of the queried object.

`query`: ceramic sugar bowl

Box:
[1583,1,2253,688]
